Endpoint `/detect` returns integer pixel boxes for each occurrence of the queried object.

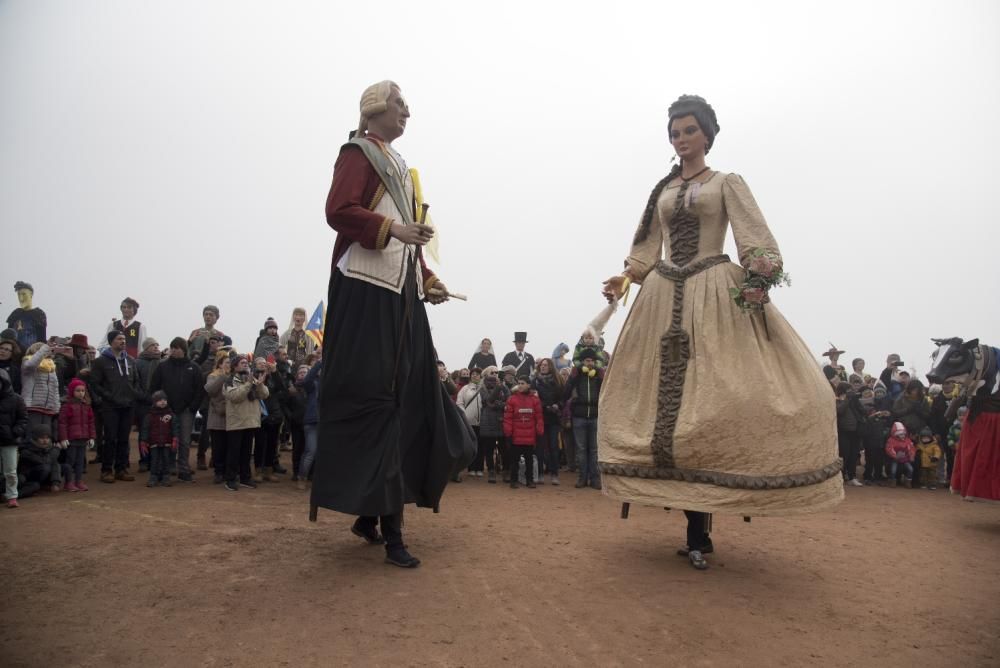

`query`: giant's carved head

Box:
[927,337,980,385]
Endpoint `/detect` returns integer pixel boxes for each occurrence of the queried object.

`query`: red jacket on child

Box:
[884,435,915,463]
[58,396,96,442]
[503,391,544,445]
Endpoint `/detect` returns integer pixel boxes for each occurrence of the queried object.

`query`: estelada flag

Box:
[306,301,325,347]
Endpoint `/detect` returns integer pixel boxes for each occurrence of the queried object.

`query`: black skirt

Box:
[310,262,475,517]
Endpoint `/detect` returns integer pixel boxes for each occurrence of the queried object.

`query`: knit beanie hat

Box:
[67,378,87,396]
[578,347,599,361]
[264,318,279,331]
[107,330,125,346]
[31,424,51,440]
[151,390,168,403]
[892,422,907,437]
[141,337,159,351]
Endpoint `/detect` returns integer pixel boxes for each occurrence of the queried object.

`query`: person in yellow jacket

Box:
[915,427,943,490]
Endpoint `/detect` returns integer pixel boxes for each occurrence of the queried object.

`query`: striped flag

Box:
[306,301,325,347]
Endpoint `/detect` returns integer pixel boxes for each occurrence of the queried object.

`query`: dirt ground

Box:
[3,445,999,668]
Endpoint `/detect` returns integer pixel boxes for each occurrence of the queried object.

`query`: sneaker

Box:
[50,483,61,492]
[239,479,258,489]
[590,482,602,490]
[64,481,79,492]
[575,480,586,488]
[272,463,288,475]
[160,478,172,487]
[848,479,863,487]
[929,485,938,490]
[76,482,89,492]
[115,470,135,482]
[688,550,709,570]
[176,473,194,483]
[550,475,560,486]
[7,498,18,508]
[224,480,238,492]
[526,481,536,489]
[351,519,386,545]
[147,480,157,488]
[384,547,421,568]
[101,471,116,483]
[475,471,483,478]
[510,481,519,489]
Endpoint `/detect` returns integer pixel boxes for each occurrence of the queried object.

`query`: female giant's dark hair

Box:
[633,95,721,245]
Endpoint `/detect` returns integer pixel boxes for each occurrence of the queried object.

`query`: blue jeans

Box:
[300,423,318,480]
[167,408,194,475]
[572,417,599,486]
[888,461,913,478]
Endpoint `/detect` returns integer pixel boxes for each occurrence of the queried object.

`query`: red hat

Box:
[67,378,87,396]
[69,333,89,349]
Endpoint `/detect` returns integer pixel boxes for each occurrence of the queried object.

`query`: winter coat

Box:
[204,373,228,431]
[0,370,28,446]
[916,439,943,469]
[885,436,915,463]
[21,346,61,414]
[223,373,269,431]
[468,352,497,371]
[89,349,144,409]
[58,397,95,442]
[503,391,544,446]
[563,366,603,419]
[259,373,286,426]
[892,394,929,436]
[18,442,59,479]
[135,349,163,396]
[478,381,509,438]
[456,381,483,426]
[150,356,205,414]
[835,394,863,432]
[253,334,281,361]
[532,373,563,425]
[0,358,21,395]
[140,405,181,445]
[298,362,321,426]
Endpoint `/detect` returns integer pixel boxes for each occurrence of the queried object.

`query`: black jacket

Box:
[0,370,28,446]
[892,394,929,436]
[532,374,563,424]
[89,350,145,409]
[563,367,602,419]
[151,356,205,414]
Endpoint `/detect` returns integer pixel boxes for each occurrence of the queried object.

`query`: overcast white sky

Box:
[2,0,997,379]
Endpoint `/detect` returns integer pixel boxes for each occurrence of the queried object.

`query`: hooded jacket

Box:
[21,345,62,414]
[0,369,28,447]
[885,426,916,463]
[90,348,144,409]
[478,379,509,438]
[503,390,544,445]
[150,355,205,414]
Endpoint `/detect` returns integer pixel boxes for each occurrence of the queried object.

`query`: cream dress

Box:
[598,171,843,516]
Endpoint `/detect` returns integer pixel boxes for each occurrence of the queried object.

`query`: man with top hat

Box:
[106,297,147,360]
[6,281,47,351]
[502,332,535,379]
[310,80,475,568]
[822,344,848,384]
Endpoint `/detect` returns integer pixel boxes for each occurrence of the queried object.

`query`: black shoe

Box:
[239,479,257,489]
[351,520,386,545]
[177,473,194,483]
[526,481,536,488]
[384,547,421,568]
[451,473,462,483]
[160,478,172,487]
[676,543,714,557]
[575,480,586,488]
[487,471,496,484]
[224,480,238,492]
[272,463,287,474]
[510,481,519,489]
[213,474,224,484]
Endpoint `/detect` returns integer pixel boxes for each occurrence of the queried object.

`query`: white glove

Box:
[87,439,94,447]
[59,440,69,449]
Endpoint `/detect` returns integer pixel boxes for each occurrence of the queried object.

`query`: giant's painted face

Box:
[927,337,978,384]
[16,288,32,309]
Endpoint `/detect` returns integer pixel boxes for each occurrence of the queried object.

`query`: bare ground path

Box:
[3,463,998,667]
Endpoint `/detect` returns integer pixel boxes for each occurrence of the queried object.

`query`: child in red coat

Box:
[503,376,544,489]
[58,378,95,491]
[884,421,916,488]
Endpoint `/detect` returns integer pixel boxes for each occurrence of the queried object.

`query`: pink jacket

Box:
[884,435,915,463]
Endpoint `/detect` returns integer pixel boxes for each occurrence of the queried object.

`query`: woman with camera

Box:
[222,354,268,492]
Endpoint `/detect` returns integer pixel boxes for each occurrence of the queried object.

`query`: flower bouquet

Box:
[729,249,791,312]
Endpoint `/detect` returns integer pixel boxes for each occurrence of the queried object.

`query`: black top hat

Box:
[513,332,528,343]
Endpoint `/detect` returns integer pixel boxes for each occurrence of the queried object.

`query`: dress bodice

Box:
[626,172,781,279]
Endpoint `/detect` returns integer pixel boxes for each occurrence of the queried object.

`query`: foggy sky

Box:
[1,0,997,380]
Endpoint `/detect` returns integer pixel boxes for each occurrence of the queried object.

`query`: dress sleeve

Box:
[625,206,663,282]
[326,147,394,251]
[721,173,781,267]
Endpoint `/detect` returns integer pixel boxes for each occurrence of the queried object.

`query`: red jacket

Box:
[885,435,915,463]
[58,397,95,442]
[503,391,544,445]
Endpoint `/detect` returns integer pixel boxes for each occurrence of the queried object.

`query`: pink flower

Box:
[741,287,768,305]
[748,255,776,278]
